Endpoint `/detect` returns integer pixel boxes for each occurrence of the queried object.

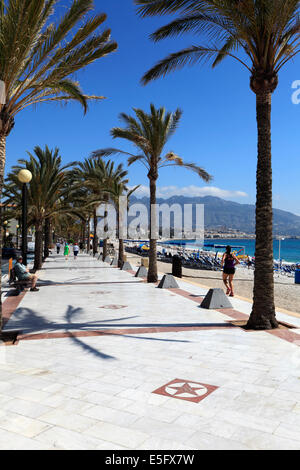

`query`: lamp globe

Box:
[17,169,32,184]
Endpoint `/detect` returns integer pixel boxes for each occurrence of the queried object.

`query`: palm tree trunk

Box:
[247,91,278,330]
[117,207,124,267]
[0,136,6,192]
[102,199,109,260]
[87,217,91,253]
[93,208,98,256]
[148,176,158,283]
[34,222,43,271]
[118,239,124,267]
[82,219,86,251]
[102,239,107,259]
[43,218,50,260]
[0,136,6,333]
[0,217,3,333]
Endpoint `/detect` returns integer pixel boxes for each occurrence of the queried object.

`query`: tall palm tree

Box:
[110,180,140,267]
[101,160,129,260]
[92,103,211,282]
[74,158,128,257]
[53,212,85,246]
[0,0,117,332]
[135,0,300,329]
[4,146,77,270]
[73,158,105,255]
[60,179,97,252]
[0,0,117,190]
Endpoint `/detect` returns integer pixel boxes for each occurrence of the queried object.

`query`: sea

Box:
[162,238,300,264]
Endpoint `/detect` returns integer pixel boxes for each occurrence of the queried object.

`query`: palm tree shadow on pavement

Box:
[33,279,142,286]
[4,305,139,334]
[66,332,116,360]
[3,305,193,359]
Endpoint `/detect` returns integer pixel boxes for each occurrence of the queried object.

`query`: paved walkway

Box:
[1,253,300,450]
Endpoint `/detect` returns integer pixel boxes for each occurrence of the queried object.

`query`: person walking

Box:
[73,242,79,260]
[246,255,252,269]
[56,241,61,254]
[221,246,240,297]
[64,242,70,260]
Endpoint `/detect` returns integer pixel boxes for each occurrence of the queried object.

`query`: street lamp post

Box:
[3,220,8,247]
[278,237,285,270]
[16,224,19,249]
[17,169,32,265]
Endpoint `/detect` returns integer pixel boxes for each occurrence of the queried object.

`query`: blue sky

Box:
[5,0,300,215]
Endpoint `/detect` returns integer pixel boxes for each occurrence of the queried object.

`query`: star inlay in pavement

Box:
[167,382,206,397]
[152,378,218,403]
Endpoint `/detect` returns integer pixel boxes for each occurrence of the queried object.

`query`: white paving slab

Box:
[1,253,300,450]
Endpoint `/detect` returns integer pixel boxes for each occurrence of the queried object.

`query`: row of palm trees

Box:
[0,0,296,331]
[3,101,211,283]
[3,145,136,271]
[73,157,139,267]
[0,0,118,330]
[93,104,212,282]
[0,0,210,291]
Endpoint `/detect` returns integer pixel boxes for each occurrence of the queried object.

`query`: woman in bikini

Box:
[221,245,240,297]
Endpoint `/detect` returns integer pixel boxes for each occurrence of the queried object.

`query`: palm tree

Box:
[110,180,140,267]
[59,180,96,253]
[74,158,128,257]
[101,161,129,260]
[73,158,105,255]
[92,103,211,282]
[0,0,117,190]
[134,0,300,329]
[53,212,83,245]
[4,146,77,270]
[0,0,117,333]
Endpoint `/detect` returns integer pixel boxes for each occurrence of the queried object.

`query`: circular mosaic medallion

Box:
[90,291,111,295]
[98,304,127,309]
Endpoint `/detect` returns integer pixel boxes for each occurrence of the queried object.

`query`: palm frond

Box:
[92,103,211,188]
[135,0,202,17]
[161,152,212,182]
[92,148,140,160]
[136,0,300,85]
[141,44,250,84]
[0,0,117,132]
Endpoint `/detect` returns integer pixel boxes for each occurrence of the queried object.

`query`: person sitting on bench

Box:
[14,256,39,292]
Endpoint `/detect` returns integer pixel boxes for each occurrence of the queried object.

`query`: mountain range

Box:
[129,195,300,236]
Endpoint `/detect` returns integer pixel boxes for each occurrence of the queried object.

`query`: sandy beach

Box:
[126,252,300,316]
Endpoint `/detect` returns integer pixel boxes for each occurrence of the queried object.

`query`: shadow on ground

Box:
[4,305,201,359]
[35,279,142,286]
